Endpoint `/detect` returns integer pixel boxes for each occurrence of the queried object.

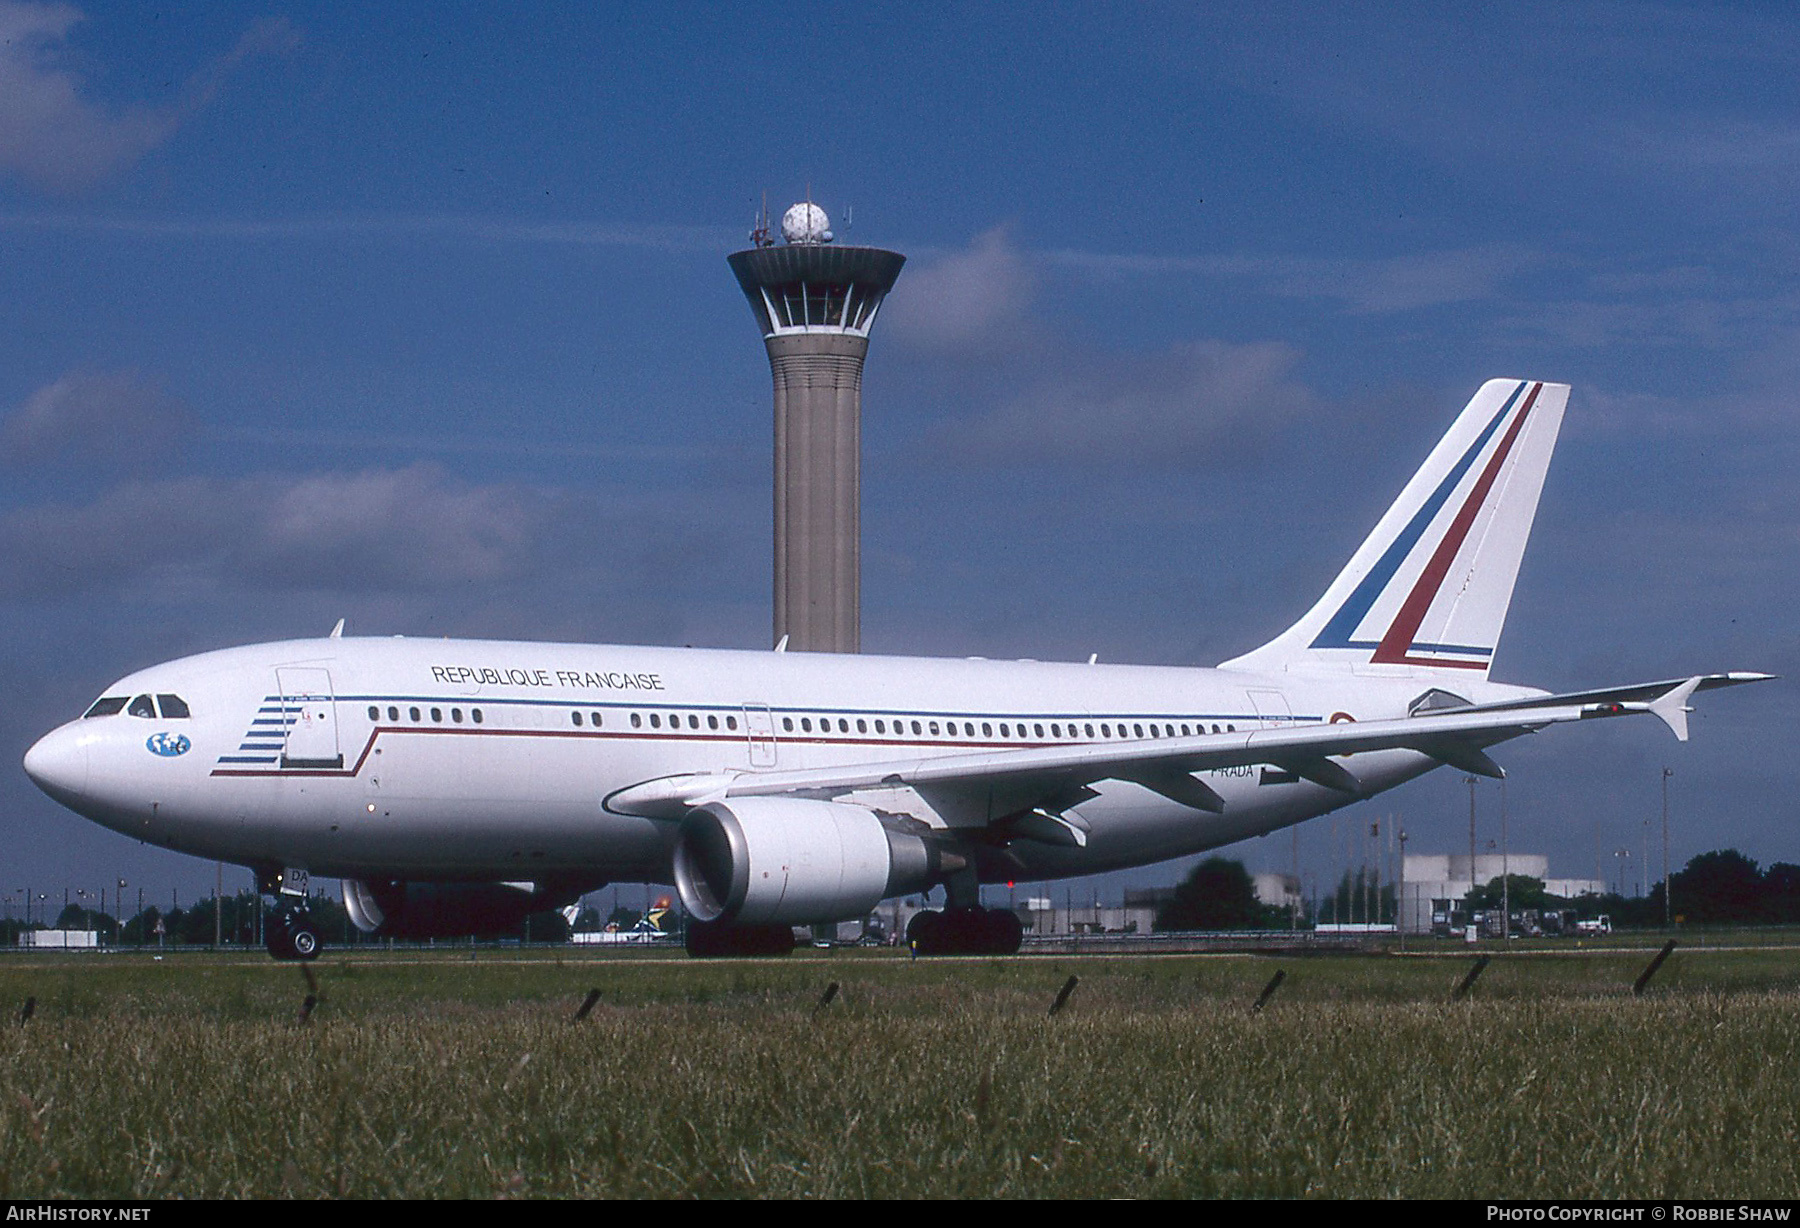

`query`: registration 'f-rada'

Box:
[23,380,1771,958]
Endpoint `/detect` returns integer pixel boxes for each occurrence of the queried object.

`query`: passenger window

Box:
[911,720,922,735]
[726,715,737,731]
[1034,724,1044,738]
[801,718,812,733]
[838,718,849,733]
[708,715,718,730]
[571,711,584,727]
[388,706,400,721]
[1050,723,1061,738]
[1100,724,1111,738]
[410,707,422,722]
[368,706,380,721]
[128,695,156,719]
[452,708,463,723]
[157,694,191,719]
[631,713,642,728]
[782,717,793,732]
[998,723,1008,738]
[690,715,700,730]
[591,712,602,727]
[1085,724,1096,738]
[874,719,886,734]
[473,709,484,724]
[857,719,867,734]
[983,723,994,738]
[431,708,442,723]
[928,721,939,736]
[650,713,661,729]
[84,697,129,718]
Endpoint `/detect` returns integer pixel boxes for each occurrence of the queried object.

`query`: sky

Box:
[0,1,1794,917]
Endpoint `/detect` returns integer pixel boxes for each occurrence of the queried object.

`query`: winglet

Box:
[1649,676,1704,742]
[329,618,345,639]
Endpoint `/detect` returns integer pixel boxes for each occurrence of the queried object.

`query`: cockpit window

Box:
[84,696,129,719]
[156,694,191,719]
[127,694,157,719]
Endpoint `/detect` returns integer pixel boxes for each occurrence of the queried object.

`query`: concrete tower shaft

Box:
[728,242,905,653]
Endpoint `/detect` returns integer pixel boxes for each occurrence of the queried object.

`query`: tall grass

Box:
[0,948,1796,1197]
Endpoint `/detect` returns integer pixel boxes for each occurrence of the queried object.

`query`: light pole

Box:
[1397,827,1409,948]
[1466,775,1479,898]
[1500,781,1509,941]
[1662,767,1674,928]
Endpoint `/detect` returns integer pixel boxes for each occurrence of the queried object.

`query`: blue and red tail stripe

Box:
[1309,380,1540,669]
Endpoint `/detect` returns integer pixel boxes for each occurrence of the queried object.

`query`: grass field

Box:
[2,942,1799,1199]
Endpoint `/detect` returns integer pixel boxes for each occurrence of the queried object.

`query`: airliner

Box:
[22,379,1769,958]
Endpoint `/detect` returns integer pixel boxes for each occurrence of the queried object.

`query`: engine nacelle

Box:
[673,798,942,927]
[342,879,586,939]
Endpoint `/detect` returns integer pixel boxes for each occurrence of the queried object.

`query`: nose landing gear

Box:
[265,904,322,961]
[258,865,322,961]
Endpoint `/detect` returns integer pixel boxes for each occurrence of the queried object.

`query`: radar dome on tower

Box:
[781,202,833,245]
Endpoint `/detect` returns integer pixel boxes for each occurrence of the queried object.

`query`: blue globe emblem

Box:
[146,732,191,757]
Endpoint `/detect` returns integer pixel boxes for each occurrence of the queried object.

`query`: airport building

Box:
[728,202,905,653]
[1397,853,1605,934]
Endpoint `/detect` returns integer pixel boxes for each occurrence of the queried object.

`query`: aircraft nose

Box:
[23,724,89,805]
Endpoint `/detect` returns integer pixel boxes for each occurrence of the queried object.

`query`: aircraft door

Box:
[1246,689,1294,728]
[277,667,343,769]
[742,704,778,768]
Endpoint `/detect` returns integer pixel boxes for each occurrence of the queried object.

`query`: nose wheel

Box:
[266,905,322,961]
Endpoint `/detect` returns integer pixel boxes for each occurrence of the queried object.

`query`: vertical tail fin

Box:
[1221,379,1569,679]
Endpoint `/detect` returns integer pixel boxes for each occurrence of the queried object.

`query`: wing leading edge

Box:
[604,673,1774,825]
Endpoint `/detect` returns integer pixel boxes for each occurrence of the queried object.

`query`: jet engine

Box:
[673,797,946,927]
[342,878,590,939]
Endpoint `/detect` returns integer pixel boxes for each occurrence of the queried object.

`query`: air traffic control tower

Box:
[729,202,904,654]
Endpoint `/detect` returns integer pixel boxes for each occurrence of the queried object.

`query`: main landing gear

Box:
[683,919,797,958]
[906,907,1024,956]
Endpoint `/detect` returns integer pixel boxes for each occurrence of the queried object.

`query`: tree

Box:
[1464,874,1550,912]
[1668,849,1764,923]
[1765,863,1800,926]
[1318,868,1396,925]
[1154,858,1281,931]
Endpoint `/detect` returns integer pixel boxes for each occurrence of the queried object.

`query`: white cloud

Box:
[932,337,1318,467]
[881,227,1038,353]
[0,4,296,194]
[0,465,557,598]
[1,369,192,469]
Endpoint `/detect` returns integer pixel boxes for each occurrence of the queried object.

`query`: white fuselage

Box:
[26,635,1537,889]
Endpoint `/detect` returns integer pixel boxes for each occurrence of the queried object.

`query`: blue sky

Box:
[1,2,1794,914]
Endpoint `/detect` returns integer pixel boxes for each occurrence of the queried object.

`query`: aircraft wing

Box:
[604,673,1772,827]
